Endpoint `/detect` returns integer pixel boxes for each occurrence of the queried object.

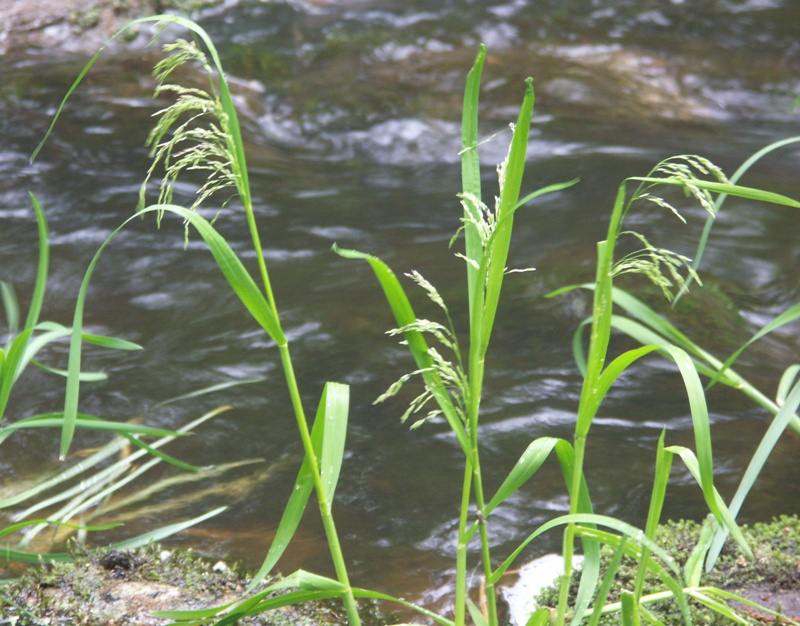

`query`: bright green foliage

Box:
[0,197,252,565]
[21,11,800,626]
[31,14,362,626]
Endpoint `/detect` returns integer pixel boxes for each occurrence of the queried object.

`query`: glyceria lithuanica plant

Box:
[30,15,800,626]
[32,15,366,626]
[339,47,800,626]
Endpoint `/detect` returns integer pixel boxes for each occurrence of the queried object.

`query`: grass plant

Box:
[338,49,800,626]
[0,197,251,568]
[32,14,365,626]
[23,13,800,626]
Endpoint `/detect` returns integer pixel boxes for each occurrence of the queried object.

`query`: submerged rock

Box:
[0,0,221,56]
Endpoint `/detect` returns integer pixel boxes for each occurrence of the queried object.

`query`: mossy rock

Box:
[533,516,800,624]
[1,543,388,625]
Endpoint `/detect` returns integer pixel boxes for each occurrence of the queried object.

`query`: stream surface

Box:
[1,0,799,614]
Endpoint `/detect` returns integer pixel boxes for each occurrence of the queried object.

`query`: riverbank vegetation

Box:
[2,12,799,626]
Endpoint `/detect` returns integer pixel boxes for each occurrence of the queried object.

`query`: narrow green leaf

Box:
[587,538,628,626]
[628,176,800,209]
[708,301,800,389]
[461,44,486,321]
[247,384,334,588]
[525,608,552,626]
[147,377,265,411]
[0,329,34,420]
[675,136,800,303]
[608,305,799,431]
[273,569,348,592]
[777,365,800,409]
[147,206,284,344]
[512,179,580,213]
[570,317,592,376]
[24,193,49,332]
[554,441,594,517]
[485,437,559,515]
[609,316,729,384]
[32,359,106,382]
[688,587,783,624]
[0,281,18,338]
[0,548,72,564]
[572,536,601,626]
[0,413,181,446]
[82,333,142,351]
[216,590,344,626]
[152,603,232,621]
[0,436,128,509]
[705,375,800,569]
[467,597,489,626]
[488,442,594,584]
[684,515,716,587]
[109,506,227,550]
[0,518,117,541]
[665,445,749,556]
[119,431,201,472]
[351,587,456,626]
[493,513,681,585]
[592,345,660,418]
[660,347,714,496]
[635,430,673,600]
[481,78,535,354]
[573,526,691,625]
[319,382,349,502]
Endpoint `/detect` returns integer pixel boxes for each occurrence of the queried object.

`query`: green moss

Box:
[1,543,389,625]
[534,516,800,625]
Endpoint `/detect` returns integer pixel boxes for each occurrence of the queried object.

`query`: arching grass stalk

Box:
[338,47,578,626]
[33,15,361,626]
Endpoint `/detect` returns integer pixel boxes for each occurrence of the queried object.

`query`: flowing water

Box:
[1,0,799,614]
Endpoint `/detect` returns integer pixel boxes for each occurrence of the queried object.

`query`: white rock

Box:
[502,554,584,626]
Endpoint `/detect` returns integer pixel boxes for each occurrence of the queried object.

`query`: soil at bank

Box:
[3,517,799,624]
[1,543,388,625]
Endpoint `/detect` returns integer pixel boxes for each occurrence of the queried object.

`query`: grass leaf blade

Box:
[247,385,335,588]
[485,437,559,515]
[24,193,49,332]
[109,506,227,550]
[319,382,349,502]
[481,78,535,352]
[705,375,800,569]
[461,44,487,320]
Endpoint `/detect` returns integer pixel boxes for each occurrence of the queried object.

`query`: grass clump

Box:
[20,10,800,626]
[535,516,800,625]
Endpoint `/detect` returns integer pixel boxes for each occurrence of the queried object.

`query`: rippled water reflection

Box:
[1,0,799,612]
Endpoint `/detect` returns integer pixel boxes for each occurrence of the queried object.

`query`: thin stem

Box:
[467,309,496,624]
[455,463,473,626]
[556,435,587,625]
[473,466,498,626]
[242,197,279,313]
[558,186,629,625]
